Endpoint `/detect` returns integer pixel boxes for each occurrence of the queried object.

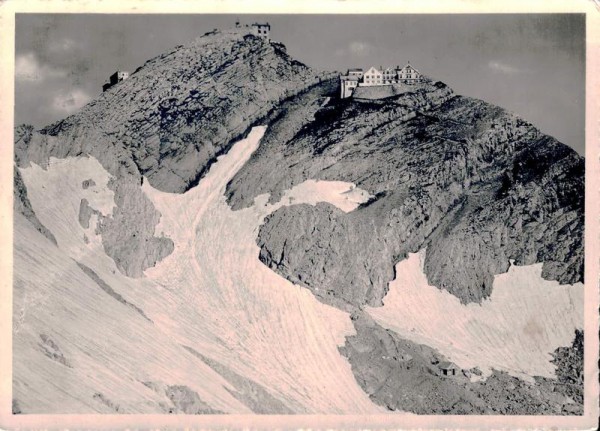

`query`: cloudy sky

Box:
[15,14,585,154]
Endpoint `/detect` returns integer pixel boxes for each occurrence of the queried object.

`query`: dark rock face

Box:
[228,84,584,306]
[13,165,57,246]
[14,30,328,278]
[341,313,583,414]
[14,30,328,194]
[95,179,174,278]
[38,334,71,368]
[81,179,96,189]
[550,329,584,406]
[92,392,124,413]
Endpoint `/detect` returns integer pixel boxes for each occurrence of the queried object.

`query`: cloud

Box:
[49,38,78,52]
[349,41,371,56]
[16,52,65,82]
[52,89,91,114]
[335,41,373,57]
[488,60,523,75]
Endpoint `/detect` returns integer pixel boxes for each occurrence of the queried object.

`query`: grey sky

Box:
[15,14,585,154]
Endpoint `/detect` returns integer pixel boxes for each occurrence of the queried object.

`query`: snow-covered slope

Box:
[367,252,583,380]
[14,127,387,414]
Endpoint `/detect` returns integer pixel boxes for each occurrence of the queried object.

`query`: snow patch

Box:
[18,156,115,260]
[138,126,385,413]
[367,251,584,380]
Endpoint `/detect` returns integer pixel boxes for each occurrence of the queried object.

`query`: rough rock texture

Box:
[550,329,584,406]
[78,198,95,229]
[81,179,96,189]
[13,165,57,246]
[96,179,174,278]
[92,392,124,413]
[14,29,331,277]
[227,84,584,306]
[76,179,174,278]
[182,345,295,414]
[14,29,330,193]
[164,385,223,415]
[341,313,583,414]
[38,334,71,368]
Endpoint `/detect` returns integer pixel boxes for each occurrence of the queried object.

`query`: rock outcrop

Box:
[227,83,584,306]
[182,345,295,414]
[341,313,583,414]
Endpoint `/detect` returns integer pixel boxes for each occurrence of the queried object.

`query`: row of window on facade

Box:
[235,20,271,40]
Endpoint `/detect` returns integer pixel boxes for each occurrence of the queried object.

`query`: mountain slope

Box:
[225,83,584,306]
[14,28,331,277]
[12,26,585,416]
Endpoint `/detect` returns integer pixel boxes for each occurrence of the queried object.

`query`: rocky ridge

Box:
[14,28,331,277]
[226,82,584,306]
[13,163,57,246]
[12,25,585,416]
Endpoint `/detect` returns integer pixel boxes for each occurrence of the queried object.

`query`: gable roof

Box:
[400,63,420,74]
[439,361,457,370]
[364,66,382,75]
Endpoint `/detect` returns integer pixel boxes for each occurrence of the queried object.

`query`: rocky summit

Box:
[13,24,584,416]
[15,28,331,277]
[15,28,329,193]
[226,79,583,307]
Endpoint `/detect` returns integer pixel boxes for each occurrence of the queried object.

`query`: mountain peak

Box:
[18,28,332,193]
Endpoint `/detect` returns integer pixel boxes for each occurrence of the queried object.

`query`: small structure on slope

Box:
[250,22,271,40]
[438,361,459,377]
[102,70,130,92]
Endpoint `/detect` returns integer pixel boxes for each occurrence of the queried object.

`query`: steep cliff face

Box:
[227,83,584,306]
[14,29,329,277]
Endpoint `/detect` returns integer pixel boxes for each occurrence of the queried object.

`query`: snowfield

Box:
[14,126,583,413]
[367,252,583,381]
[15,127,384,413]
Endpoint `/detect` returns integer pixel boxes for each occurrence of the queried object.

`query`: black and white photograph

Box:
[1,1,599,430]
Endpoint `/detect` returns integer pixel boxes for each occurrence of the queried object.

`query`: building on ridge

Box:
[397,63,422,84]
[102,70,130,92]
[362,66,383,86]
[251,22,271,40]
[438,361,459,377]
[338,63,425,98]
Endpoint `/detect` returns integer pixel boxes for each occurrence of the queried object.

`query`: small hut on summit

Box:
[438,361,459,377]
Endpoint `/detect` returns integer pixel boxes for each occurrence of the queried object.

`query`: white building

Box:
[338,63,425,98]
[397,63,422,84]
[347,68,364,80]
[250,22,271,40]
[340,75,360,98]
[362,66,383,86]
[383,67,396,84]
[102,70,130,92]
